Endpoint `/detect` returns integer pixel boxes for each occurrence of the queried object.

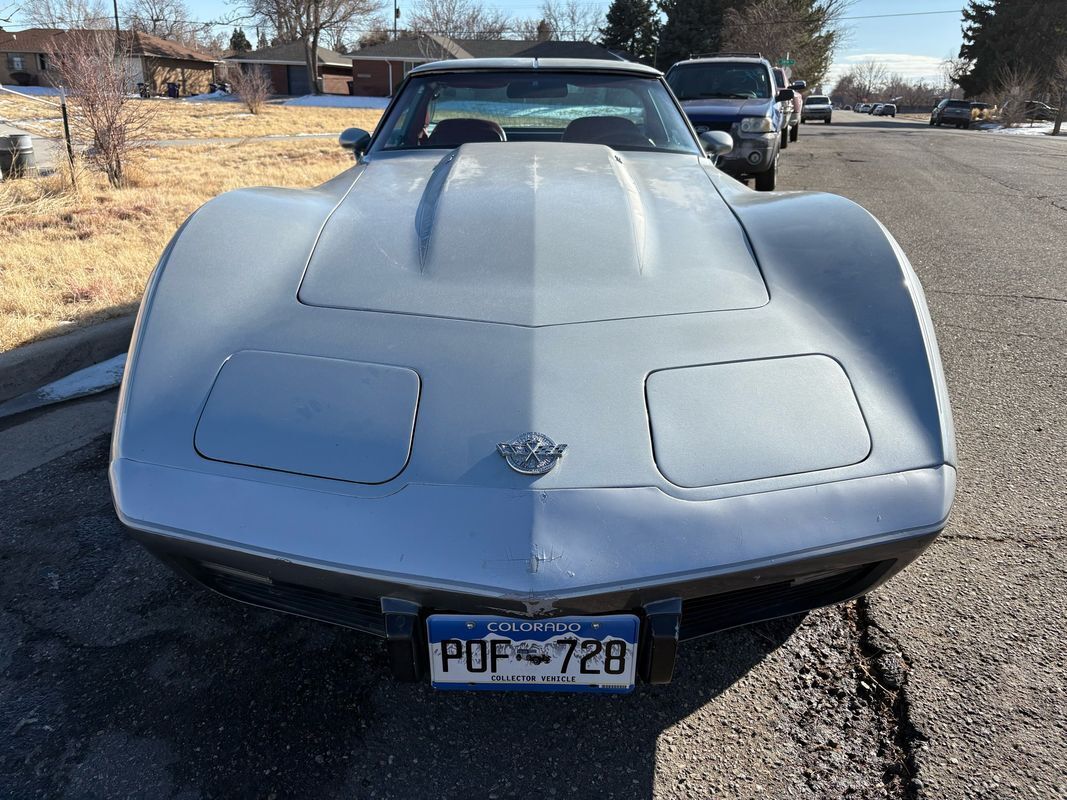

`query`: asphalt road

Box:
[1,114,1064,800]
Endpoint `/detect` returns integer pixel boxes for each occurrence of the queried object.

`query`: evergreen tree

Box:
[599,0,657,62]
[656,0,741,70]
[958,0,1067,97]
[229,27,253,53]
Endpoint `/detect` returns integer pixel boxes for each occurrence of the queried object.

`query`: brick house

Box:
[349,36,627,97]
[0,28,217,95]
[224,42,355,96]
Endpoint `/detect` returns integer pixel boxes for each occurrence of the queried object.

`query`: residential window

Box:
[37,53,48,71]
[6,53,27,71]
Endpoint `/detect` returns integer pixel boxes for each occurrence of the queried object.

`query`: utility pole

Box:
[393,0,399,40]
[112,0,121,57]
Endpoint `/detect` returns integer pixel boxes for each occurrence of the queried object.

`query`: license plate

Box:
[427,614,639,693]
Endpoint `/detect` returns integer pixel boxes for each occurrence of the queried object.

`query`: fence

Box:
[0,84,76,184]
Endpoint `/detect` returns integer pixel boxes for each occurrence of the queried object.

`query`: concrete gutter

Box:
[0,316,134,405]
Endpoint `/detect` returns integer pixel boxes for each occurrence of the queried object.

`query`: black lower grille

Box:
[200,568,386,635]
[694,121,734,133]
[679,561,888,640]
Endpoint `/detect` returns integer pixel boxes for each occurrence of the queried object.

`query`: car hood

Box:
[298,142,768,326]
[678,97,773,121]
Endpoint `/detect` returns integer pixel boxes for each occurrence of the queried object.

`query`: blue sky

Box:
[179,0,965,82]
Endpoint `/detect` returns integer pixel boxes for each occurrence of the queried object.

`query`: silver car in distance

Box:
[110,59,956,693]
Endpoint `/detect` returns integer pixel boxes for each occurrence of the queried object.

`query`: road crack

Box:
[844,599,926,799]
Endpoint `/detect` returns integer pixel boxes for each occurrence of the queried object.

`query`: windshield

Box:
[807,96,830,104]
[372,71,700,155]
[667,62,772,101]
[946,100,970,109]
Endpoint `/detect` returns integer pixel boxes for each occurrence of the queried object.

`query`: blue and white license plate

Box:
[427,614,639,693]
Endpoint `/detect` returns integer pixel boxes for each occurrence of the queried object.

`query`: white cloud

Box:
[824,52,947,89]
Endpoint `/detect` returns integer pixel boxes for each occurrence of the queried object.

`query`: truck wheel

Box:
[825,117,831,124]
[780,128,788,150]
[754,154,777,191]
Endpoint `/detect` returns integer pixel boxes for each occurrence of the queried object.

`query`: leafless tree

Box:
[994,64,1037,127]
[326,27,351,52]
[248,0,381,93]
[540,0,600,41]
[18,0,111,26]
[231,63,271,112]
[122,0,213,46]
[407,0,509,39]
[1049,53,1066,136]
[850,58,888,100]
[514,16,553,41]
[44,31,154,187]
[940,55,969,96]
[721,0,850,89]
[356,17,394,48]
[721,0,792,62]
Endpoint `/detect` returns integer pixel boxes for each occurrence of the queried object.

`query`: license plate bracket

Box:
[427,614,640,693]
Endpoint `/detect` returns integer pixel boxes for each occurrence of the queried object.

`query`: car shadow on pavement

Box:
[0,436,806,800]
[823,118,936,131]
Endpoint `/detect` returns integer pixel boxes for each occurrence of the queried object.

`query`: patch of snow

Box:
[261,132,335,139]
[284,94,391,109]
[978,121,1065,137]
[0,353,126,419]
[185,90,239,102]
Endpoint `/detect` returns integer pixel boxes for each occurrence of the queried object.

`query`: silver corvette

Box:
[110,59,956,693]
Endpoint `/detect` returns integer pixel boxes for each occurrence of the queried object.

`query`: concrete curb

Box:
[0,316,134,405]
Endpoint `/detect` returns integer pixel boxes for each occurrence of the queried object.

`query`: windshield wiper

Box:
[694,92,754,99]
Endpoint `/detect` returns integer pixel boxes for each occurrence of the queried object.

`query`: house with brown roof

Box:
[0,28,217,96]
[349,36,627,96]
[224,42,355,96]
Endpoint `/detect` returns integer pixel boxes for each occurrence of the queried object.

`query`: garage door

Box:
[287,65,310,95]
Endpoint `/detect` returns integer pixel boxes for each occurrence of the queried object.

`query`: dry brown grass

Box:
[0,94,383,140]
[0,139,353,351]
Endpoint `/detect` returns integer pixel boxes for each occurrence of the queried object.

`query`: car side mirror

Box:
[791,80,807,91]
[776,88,795,103]
[339,127,371,156]
[699,130,733,158]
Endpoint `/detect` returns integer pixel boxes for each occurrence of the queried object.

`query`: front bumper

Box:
[716,135,778,177]
[112,459,954,682]
[802,109,831,120]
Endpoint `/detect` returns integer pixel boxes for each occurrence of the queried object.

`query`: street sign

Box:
[778,58,796,66]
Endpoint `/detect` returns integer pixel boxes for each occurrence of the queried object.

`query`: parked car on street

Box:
[1023,100,1059,121]
[856,103,871,113]
[111,57,956,693]
[772,67,804,146]
[869,103,883,115]
[874,103,897,117]
[666,52,794,190]
[801,94,833,123]
[930,98,972,128]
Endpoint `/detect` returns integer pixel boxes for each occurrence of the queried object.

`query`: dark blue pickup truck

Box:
[666,54,795,191]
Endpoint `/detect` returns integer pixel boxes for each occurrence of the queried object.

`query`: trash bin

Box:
[167,82,179,98]
[0,134,36,180]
